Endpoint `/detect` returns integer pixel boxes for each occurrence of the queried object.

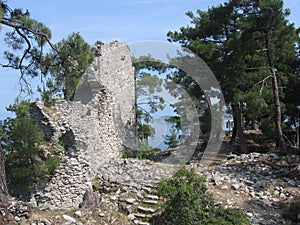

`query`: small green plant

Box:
[164,125,180,149]
[37,155,62,177]
[153,167,250,225]
[137,141,156,160]
[121,141,159,160]
[1,101,62,200]
[121,150,136,159]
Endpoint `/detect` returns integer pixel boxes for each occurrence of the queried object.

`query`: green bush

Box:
[260,119,276,139]
[164,125,179,149]
[137,141,155,159]
[1,101,62,200]
[153,167,250,225]
[37,155,62,177]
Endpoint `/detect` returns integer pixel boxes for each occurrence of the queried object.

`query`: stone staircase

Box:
[118,185,165,225]
[93,173,167,225]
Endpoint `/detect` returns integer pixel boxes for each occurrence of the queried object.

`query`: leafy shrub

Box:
[164,125,180,149]
[260,119,276,139]
[39,32,94,101]
[37,155,62,177]
[138,141,156,159]
[1,101,62,200]
[153,167,250,225]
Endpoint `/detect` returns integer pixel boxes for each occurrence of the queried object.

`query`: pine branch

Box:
[1,18,57,51]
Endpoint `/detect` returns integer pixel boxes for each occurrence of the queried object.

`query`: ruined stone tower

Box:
[30,41,137,208]
[74,40,137,154]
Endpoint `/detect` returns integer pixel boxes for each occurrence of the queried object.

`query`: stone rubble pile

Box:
[194,152,300,224]
[97,158,174,189]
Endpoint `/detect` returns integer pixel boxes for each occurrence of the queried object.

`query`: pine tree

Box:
[164,125,180,149]
[167,0,299,151]
[40,32,94,101]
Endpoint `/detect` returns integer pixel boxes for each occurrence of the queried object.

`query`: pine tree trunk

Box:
[297,125,299,149]
[265,32,285,150]
[231,111,237,143]
[0,138,8,204]
[231,103,249,153]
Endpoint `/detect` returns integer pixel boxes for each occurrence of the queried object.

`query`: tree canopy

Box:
[0,1,94,101]
[0,0,53,91]
[0,101,61,199]
[38,32,94,101]
[167,0,300,151]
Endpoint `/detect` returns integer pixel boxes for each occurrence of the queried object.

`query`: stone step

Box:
[141,186,153,193]
[142,200,158,205]
[142,183,156,188]
[125,198,137,204]
[145,194,159,200]
[134,213,153,218]
[137,206,157,214]
[134,220,151,225]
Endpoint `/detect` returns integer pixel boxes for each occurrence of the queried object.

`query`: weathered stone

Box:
[287,180,296,187]
[134,219,151,225]
[62,214,77,223]
[15,216,20,222]
[74,210,82,218]
[246,212,253,217]
[28,41,138,209]
[79,191,102,209]
[126,198,136,204]
[263,219,277,225]
[98,213,105,217]
[231,183,240,190]
[41,218,52,225]
[221,185,229,190]
[145,195,159,200]
[128,214,136,220]
[142,200,158,205]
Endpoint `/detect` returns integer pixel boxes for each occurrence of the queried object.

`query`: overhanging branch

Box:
[1,18,57,51]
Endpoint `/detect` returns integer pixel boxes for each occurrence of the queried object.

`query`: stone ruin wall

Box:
[29,41,136,208]
[30,90,121,208]
[74,40,136,152]
[29,41,173,209]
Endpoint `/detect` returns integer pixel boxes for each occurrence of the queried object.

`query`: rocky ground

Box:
[1,143,300,225]
[191,150,300,225]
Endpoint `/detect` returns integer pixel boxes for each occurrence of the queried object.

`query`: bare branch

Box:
[253,75,272,96]
[255,48,268,52]
[245,66,268,71]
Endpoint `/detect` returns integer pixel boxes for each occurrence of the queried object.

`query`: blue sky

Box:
[0,0,299,119]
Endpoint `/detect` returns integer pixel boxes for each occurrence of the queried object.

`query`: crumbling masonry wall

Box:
[74,40,136,152]
[30,41,137,208]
